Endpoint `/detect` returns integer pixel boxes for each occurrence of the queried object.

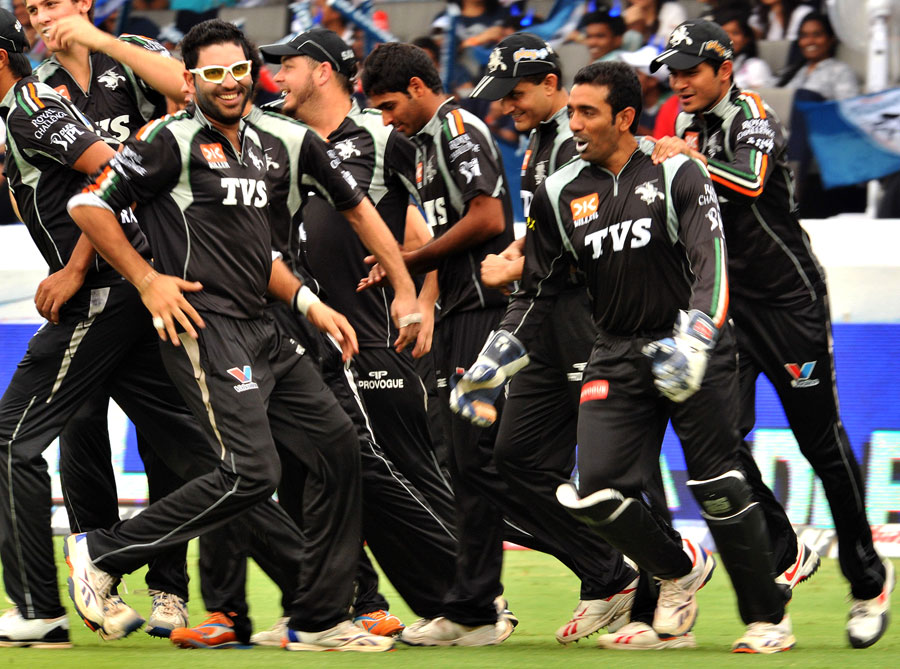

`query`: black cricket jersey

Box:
[411,98,514,317]
[520,105,577,217]
[2,76,148,286]
[676,86,824,304]
[74,105,292,319]
[500,138,730,343]
[299,101,417,348]
[35,35,168,143]
[243,105,366,278]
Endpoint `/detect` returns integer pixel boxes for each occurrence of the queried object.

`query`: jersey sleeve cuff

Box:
[67,192,114,215]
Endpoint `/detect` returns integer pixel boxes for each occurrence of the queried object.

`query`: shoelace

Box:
[657,580,686,607]
[0,606,19,621]
[151,592,186,620]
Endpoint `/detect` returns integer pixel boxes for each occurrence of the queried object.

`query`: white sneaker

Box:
[775,537,820,593]
[0,607,71,648]
[146,590,188,638]
[283,619,393,652]
[64,534,118,633]
[847,558,895,649]
[732,614,795,654]
[653,539,715,638]
[494,596,518,629]
[97,595,145,641]
[250,616,288,646]
[597,621,696,650]
[398,616,504,646]
[556,577,638,644]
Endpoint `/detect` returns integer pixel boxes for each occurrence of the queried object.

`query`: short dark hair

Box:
[6,51,31,78]
[521,68,563,90]
[579,11,626,36]
[573,61,641,134]
[181,19,256,72]
[362,42,443,97]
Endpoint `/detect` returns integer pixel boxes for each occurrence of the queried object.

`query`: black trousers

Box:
[86,309,362,632]
[59,394,190,600]
[0,283,242,619]
[494,287,636,600]
[732,291,885,599]
[198,306,459,623]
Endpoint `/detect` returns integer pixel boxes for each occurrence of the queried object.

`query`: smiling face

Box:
[797,18,835,65]
[584,21,621,61]
[273,55,319,120]
[667,59,732,114]
[187,42,253,127]
[499,77,557,132]
[567,83,625,166]
[25,0,89,52]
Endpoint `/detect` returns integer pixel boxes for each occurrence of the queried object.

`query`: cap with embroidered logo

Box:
[0,9,30,54]
[470,32,561,100]
[650,20,733,73]
[260,28,357,79]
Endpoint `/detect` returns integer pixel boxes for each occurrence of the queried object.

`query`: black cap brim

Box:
[649,49,707,73]
[259,42,300,64]
[469,74,521,101]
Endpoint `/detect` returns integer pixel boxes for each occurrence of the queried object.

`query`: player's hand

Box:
[449,330,530,427]
[307,301,359,362]
[356,256,386,292]
[34,266,86,324]
[411,298,435,359]
[139,272,205,346]
[390,290,422,354]
[651,136,706,165]
[642,310,718,402]
[47,15,113,52]
[480,253,521,293]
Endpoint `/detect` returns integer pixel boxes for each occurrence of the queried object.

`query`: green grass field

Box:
[1,538,896,667]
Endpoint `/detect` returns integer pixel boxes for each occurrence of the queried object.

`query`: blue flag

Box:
[798,88,900,189]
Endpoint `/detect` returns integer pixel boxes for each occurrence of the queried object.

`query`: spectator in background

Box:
[778,11,858,100]
[431,0,509,48]
[718,9,773,89]
[619,44,671,135]
[749,0,813,42]
[622,0,686,51]
[579,9,626,64]
[12,0,46,65]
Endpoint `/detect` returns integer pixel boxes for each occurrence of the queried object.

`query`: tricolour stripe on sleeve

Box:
[709,237,729,328]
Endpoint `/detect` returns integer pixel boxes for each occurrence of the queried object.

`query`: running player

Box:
[650,19,894,648]
[452,61,794,654]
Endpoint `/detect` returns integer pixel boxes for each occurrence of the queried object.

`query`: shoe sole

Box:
[283,641,394,652]
[598,636,697,650]
[732,636,796,654]
[656,551,716,639]
[0,640,73,649]
[556,589,637,644]
[63,536,102,634]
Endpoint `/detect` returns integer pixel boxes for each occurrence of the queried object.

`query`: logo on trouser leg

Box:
[580,380,609,402]
[784,362,819,388]
[227,365,259,392]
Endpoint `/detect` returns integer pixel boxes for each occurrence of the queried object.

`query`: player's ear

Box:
[719,59,733,84]
[617,106,636,133]
[408,76,426,99]
[183,69,196,98]
[543,73,558,95]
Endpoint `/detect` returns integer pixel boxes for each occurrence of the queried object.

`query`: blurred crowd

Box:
[1,0,897,224]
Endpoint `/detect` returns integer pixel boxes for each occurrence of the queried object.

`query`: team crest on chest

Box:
[334,138,361,160]
[635,180,663,205]
[98,68,125,90]
[534,161,547,185]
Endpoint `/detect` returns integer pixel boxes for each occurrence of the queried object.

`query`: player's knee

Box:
[556,483,632,530]
[687,470,754,521]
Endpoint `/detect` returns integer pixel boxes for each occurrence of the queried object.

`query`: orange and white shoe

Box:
[597,621,696,650]
[775,537,820,594]
[170,612,249,649]
[555,577,638,644]
[353,610,405,637]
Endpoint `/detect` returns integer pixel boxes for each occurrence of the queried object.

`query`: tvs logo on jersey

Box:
[54,85,71,101]
[580,379,609,403]
[201,143,229,169]
[635,180,663,205]
[571,193,599,227]
[784,362,820,388]
[220,177,268,207]
[227,365,259,392]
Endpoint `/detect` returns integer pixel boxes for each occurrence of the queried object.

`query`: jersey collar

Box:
[417,96,456,140]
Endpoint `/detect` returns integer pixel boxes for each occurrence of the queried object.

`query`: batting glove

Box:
[642,310,719,403]
[449,330,530,427]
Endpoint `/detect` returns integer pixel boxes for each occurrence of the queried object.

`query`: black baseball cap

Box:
[0,9,30,55]
[260,28,357,79]
[650,20,733,73]
[470,33,561,100]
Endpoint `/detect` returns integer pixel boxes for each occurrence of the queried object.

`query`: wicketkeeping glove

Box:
[642,310,719,403]
[449,330,530,427]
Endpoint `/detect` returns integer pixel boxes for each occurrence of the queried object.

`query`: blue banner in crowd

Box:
[799,88,900,189]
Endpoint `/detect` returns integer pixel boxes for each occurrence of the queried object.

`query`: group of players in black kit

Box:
[0,0,892,654]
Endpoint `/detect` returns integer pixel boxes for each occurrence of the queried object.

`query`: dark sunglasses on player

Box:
[189,59,253,84]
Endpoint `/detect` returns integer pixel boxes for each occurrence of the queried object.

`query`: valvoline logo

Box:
[580,379,609,403]
[784,361,819,389]
[227,365,259,392]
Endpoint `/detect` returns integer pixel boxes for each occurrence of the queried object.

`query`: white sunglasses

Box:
[189,59,252,84]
